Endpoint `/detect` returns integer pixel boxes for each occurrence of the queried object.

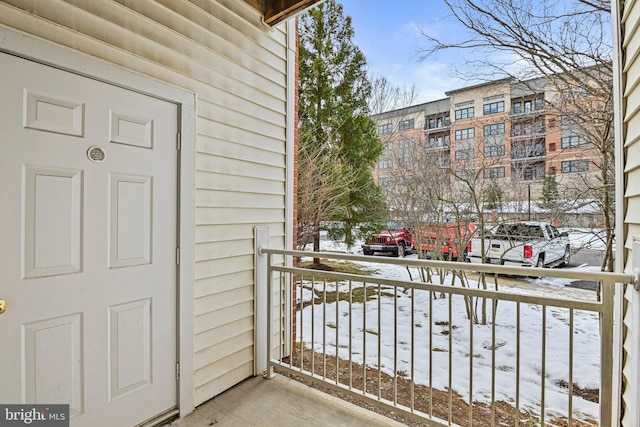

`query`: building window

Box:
[561,160,589,173]
[427,116,450,129]
[484,166,505,179]
[561,135,588,149]
[455,127,475,140]
[398,119,415,131]
[520,165,545,180]
[455,148,475,161]
[378,176,393,187]
[484,145,505,157]
[513,123,523,136]
[378,123,393,134]
[483,123,505,136]
[378,142,392,169]
[378,158,392,169]
[455,107,475,120]
[535,98,544,109]
[512,102,521,113]
[563,86,588,99]
[483,101,505,115]
[513,121,544,136]
[549,142,556,152]
[428,135,450,148]
[398,138,414,166]
[455,169,475,180]
[513,98,543,113]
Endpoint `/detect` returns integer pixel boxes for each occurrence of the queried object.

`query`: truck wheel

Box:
[396,242,406,258]
[363,249,373,256]
[559,246,571,267]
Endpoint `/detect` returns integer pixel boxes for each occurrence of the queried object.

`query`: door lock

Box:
[0,299,6,315]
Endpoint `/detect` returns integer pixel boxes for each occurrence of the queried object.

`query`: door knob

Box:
[0,299,6,314]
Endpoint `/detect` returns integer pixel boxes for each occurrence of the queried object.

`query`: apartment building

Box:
[372,76,603,203]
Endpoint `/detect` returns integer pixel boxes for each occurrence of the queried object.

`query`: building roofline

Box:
[370,97,450,120]
[445,77,513,96]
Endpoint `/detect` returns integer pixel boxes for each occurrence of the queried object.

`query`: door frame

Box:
[0,26,196,418]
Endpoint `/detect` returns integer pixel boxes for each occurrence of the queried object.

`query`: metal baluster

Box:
[393,286,398,405]
[541,305,547,425]
[378,283,382,400]
[569,308,574,427]
[363,282,367,395]
[349,279,353,390]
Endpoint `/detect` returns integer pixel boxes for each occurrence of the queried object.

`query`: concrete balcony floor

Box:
[167,374,404,427]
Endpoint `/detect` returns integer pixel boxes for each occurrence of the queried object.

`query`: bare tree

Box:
[296,133,355,252]
[418,0,615,270]
[368,80,422,227]
[379,110,515,324]
[369,74,421,116]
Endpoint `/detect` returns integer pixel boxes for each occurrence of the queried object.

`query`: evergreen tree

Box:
[483,179,503,211]
[298,0,385,249]
[540,173,560,209]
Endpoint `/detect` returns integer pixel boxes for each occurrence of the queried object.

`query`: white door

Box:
[0,53,178,426]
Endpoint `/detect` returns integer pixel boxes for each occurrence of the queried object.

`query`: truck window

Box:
[545,225,556,238]
[495,224,540,238]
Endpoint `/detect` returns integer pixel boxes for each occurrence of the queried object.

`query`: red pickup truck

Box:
[413,222,477,261]
[362,226,414,257]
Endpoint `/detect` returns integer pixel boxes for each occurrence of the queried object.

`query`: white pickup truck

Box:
[467,221,571,268]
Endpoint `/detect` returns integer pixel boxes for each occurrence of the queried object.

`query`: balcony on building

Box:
[510,125,546,142]
[511,140,546,162]
[510,97,545,118]
[512,161,546,181]
[424,115,451,134]
[426,134,451,151]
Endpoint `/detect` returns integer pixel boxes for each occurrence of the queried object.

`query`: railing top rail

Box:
[259,248,634,285]
[275,264,603,311]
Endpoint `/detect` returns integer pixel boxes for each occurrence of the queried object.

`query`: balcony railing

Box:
[510,130,546,141]
[257,247,633,427]
[510,105,545,117]
[511,143,546,162]
[426,140,450,151]
[425,120,451,134]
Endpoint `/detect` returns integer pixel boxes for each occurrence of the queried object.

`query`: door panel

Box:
[0,53,178,426]
[109,298,152,399]
[23,313,83,416]
[23,166,83,278]
[109,174,152,267]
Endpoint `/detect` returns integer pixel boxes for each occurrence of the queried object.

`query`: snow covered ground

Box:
[295,230,610,422]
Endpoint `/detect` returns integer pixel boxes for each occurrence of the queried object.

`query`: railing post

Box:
[601,278,615,427]
[620,238,640,426]
[254,226,270,377]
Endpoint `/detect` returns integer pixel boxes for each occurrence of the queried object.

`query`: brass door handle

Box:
[0,299,6,315]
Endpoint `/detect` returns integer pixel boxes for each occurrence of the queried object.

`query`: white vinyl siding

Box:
[0,0,290,406]
[616,0,640,425]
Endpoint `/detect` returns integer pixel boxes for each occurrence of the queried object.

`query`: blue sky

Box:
[340,0,471,104]
[338,0,611,106]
